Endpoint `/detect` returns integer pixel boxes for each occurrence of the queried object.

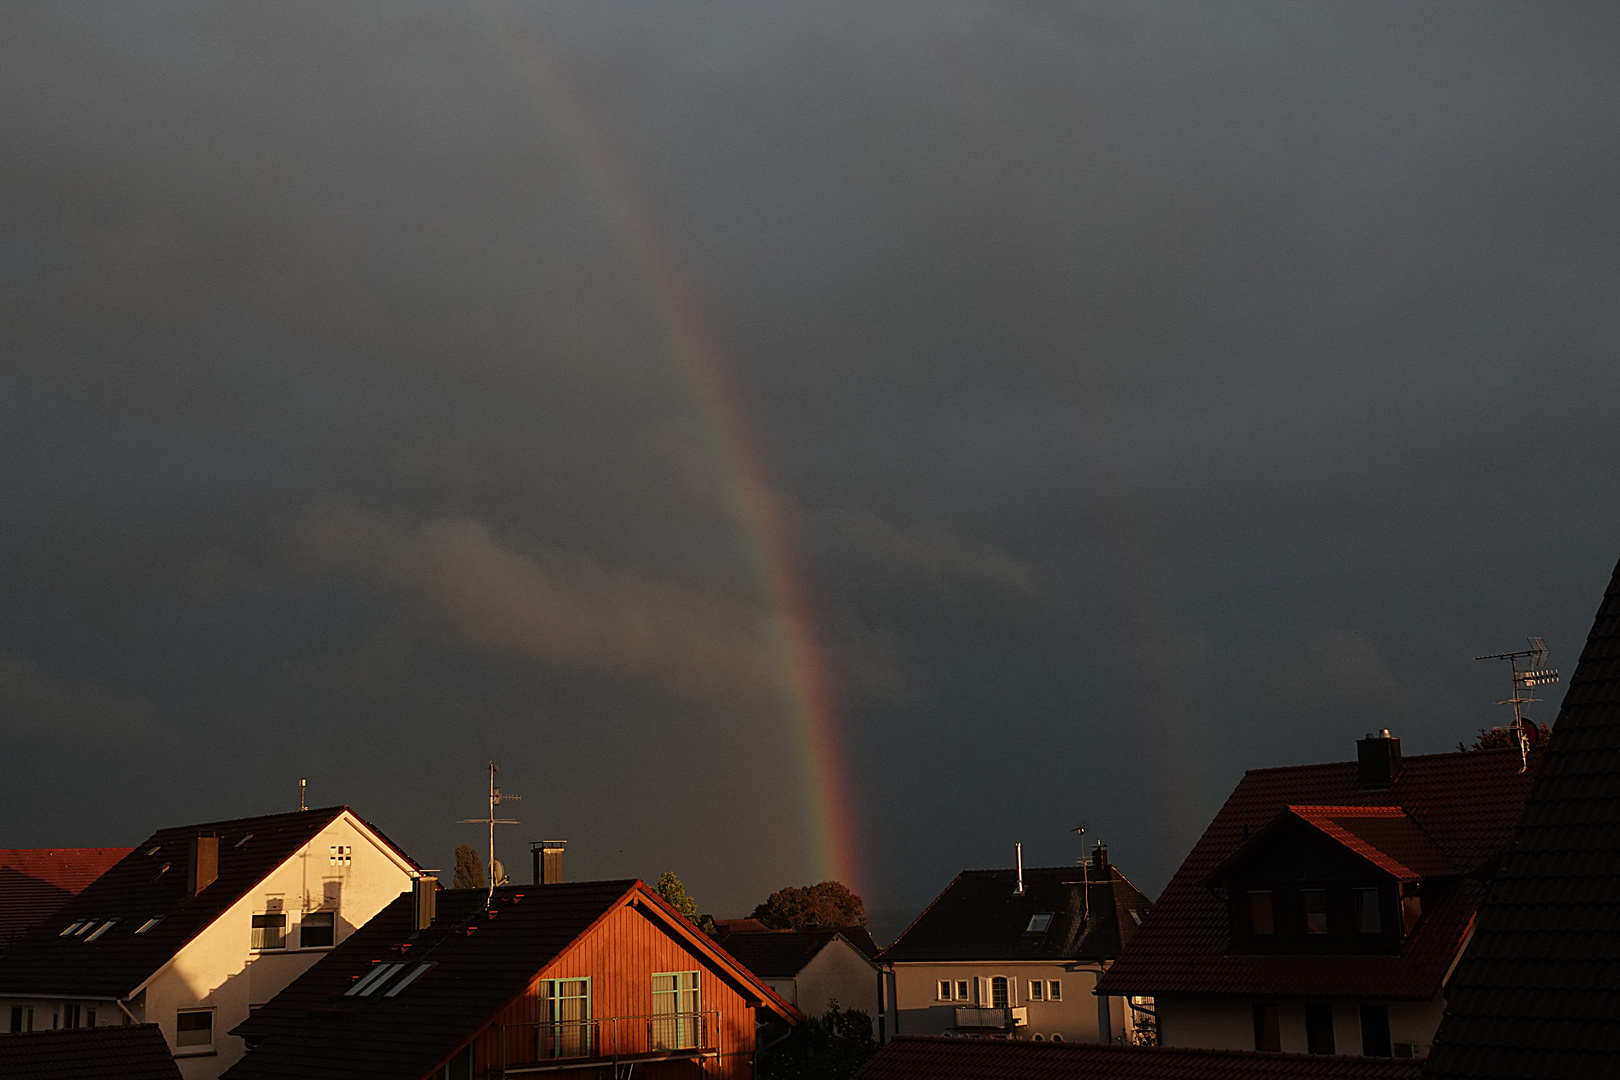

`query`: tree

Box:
[656,872,715,933]
[453,843,485,890]
[1458,722,1551,752]
[751,881,866,931]
[758,1003,876,1080]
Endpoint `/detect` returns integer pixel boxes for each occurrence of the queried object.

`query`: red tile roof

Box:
[853,1036,1425,1080]
[1205,808,1455,885]
[1096,746,1538,1000]
[0,1025,182,1080]
[1427,557,1620,1077]
[0,849,133,948]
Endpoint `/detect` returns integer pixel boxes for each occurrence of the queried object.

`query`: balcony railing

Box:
[954,1006,1028,1030]
[496,1012,720,1074]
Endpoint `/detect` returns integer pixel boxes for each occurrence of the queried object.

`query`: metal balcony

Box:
[954,1006,1028,1030]
[496,1011,721,1075]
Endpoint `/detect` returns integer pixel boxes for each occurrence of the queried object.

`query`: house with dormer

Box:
[223,879,800,1080]
[0,806,421,1079]
[882,848,1152,1044]
[1095,731,1539,1060]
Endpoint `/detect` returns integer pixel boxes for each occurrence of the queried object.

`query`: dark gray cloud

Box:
[2,1,1618,916]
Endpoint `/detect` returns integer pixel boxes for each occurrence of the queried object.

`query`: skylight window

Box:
[1026,912,1053,933]
[136,917,164,935]
[234,833,254,848]
[73,921,97,936]
[59,922,87,937]
[146,846,161,856]
[383,962,437,997]
[346,962,407,997]
[85,921,117,942]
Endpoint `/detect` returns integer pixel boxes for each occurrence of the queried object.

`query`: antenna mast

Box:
[1475,637,1559,771]
[1072,824,1090,923]
[459,761,520,905]
[299,778,306,812]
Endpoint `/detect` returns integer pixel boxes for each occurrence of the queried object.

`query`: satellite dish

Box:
[1510,717,1541,749]
[489,859,508,887]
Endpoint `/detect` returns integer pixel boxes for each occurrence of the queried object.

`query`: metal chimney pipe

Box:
[1015,842,1024,895]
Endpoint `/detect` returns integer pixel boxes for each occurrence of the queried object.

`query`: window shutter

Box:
[976,977,989,1006]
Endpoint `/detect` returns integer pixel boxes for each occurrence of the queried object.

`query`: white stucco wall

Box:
[891,962,1116,1043]
[793,938,882,1020]
[0,810,417,1080]
[1156,994,1447,1058]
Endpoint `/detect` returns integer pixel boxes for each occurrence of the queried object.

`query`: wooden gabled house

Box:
[225,879,800,1080]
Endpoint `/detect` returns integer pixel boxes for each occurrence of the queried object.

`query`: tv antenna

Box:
[459,761,520,905]
[1072,824,1090,923]
[1475,637,1558,772]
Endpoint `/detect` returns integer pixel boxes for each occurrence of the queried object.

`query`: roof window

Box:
[234,833,254,848]
[59,921,87,937]
[146,846,161,856]
[73,921,97,936]
[346,962,407,997]
[383,962,437,997]
[136,916,164,935]
[1026,912,1053,933]
[85,920,117,942]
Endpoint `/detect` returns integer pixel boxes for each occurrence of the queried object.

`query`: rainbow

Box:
[477,8,864,897]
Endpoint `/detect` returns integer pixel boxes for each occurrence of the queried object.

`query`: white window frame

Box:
[175,1008,215,1054]
[1028,979,1044,1001]
[297,910,337,950]
[937,980,952,1001]
[1048,980,1062,1001]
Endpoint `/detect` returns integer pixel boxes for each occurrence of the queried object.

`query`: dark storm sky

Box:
[4,1,1619,920]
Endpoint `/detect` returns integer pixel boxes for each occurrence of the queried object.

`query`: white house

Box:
[881,848,1153,1045]
[0,806,421,1079]
[718,928,885,1030]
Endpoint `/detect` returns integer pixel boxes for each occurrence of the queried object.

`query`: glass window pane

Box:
[1300,889,1328,934]
[176,1011,213,1047]
[1248,891,1275,936]
[251,914,286,950]
[1355,889,1381,934]
[300,912,335,948]
[1048,980,1061,1001]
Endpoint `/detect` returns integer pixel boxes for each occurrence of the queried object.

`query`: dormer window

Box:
[1300,889,1328,934]
[1354,887,1381,934]
[1026,912,1053,933]
[1247,891,1274,936]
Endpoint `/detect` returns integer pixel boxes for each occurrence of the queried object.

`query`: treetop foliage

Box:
[656,871,716,934]
[452,843,485,890]
[751,880,866,931]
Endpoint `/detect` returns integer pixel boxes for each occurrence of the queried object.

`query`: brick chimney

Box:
[412,876,437,932]
[1091,843,1109,873]
[1357,729,1403,789]
[188,834,219,895]
[532,841,566,885]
